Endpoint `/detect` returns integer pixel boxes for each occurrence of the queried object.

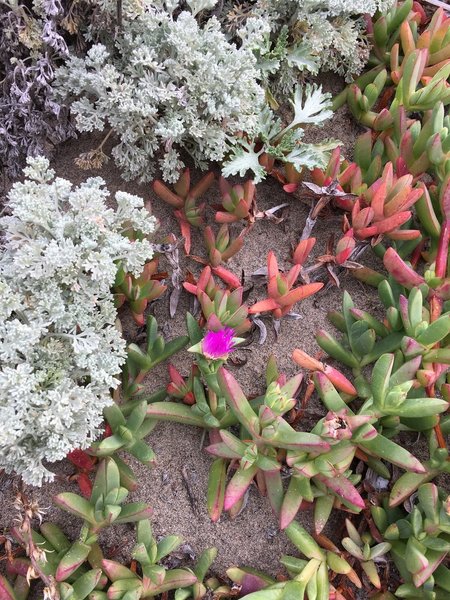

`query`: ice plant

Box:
[278,522,362,599]
[53,457,153,535]
[203,224,245,267]
[66,448,97,499]
[124,315,189,401]
[88,401,157,473]
[316,290,404,375]
[167,364,199,406]
[189,224,245,287]
[205,367,329,521]
[153,169,214,254]
[5,459,155,600]
[184,267,250,333]
[174,547,218,600]
[313,365,430,474]
[307,146,364,204]
[292,349,357,396]
[188,328,243,361]
[5,466,197,600]
[282,439,365,532]
[249,251,323,319]
[373,483,450,597]
[215,178,256,224]
[342,163,423,244]
[114,258,167,326]
[183,265,219,298]
[101,520,197,599]
[341,519,391,589]
[367,0,427,65]
[298,232,361,287]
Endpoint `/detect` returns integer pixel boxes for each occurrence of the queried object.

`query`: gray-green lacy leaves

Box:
[222,84,340,182]
[0,157,156,485]
[56,7,264,183]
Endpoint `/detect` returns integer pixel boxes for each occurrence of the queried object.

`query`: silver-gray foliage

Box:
[222,84,340,182]
[0,157,156,485]
[234,0,395,93]
[56,1,265,183]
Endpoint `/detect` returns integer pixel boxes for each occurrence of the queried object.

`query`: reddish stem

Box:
[410,239,425,269]
[435,220,450,279]
[427,295,447,450]
[429,294,443,323]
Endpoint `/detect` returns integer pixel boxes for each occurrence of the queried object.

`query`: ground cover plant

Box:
[1,0,450,599]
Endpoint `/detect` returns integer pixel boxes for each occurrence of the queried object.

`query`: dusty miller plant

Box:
[55,0,265,183]
[229,0,395,95]
[0,157,156,486]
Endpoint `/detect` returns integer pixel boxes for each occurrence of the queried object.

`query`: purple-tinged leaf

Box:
[224,464,258,511]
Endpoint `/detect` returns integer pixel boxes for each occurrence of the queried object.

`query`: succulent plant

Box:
[153,169,215,254]
[341,518,391,589]
[114,259,167,326]
[282,439,364,532]
[100,519,197,599]
[343,162,422,244]
[206,367,328,521]
[124,315,189,401]
[183,267,250,333]
[3,458,153,600]
[88,402,156,469]
[372,483,450,597]
[167,363,200,406]
[203,224,246,268]
[215,178,256,224]
[174,547,218,600]
[53,458,153,535]
[249,251,323,320]
[280,522,362,600]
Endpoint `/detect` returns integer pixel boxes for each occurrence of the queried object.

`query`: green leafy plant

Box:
[124,315,189,401]
[341,518,391,589]
[372,483,450,597]
[100,519,197,599]
[223,85,339,183]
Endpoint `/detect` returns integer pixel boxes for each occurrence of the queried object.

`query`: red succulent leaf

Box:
[211,266,241,289]
[77,473,93,498]
[267,251,279,279]
[67,449,95,471]
[283,183,300,193]
[248,298,279,314]
[293,238,316,266]
[215,211,239,223]
[383,248,426,288]
[277,283,323,307]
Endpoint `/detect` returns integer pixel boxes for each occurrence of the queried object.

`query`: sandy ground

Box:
[0,73,419,596]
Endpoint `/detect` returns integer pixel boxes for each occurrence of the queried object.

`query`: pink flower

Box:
[202,328,235,360]
[322,409,373,440]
